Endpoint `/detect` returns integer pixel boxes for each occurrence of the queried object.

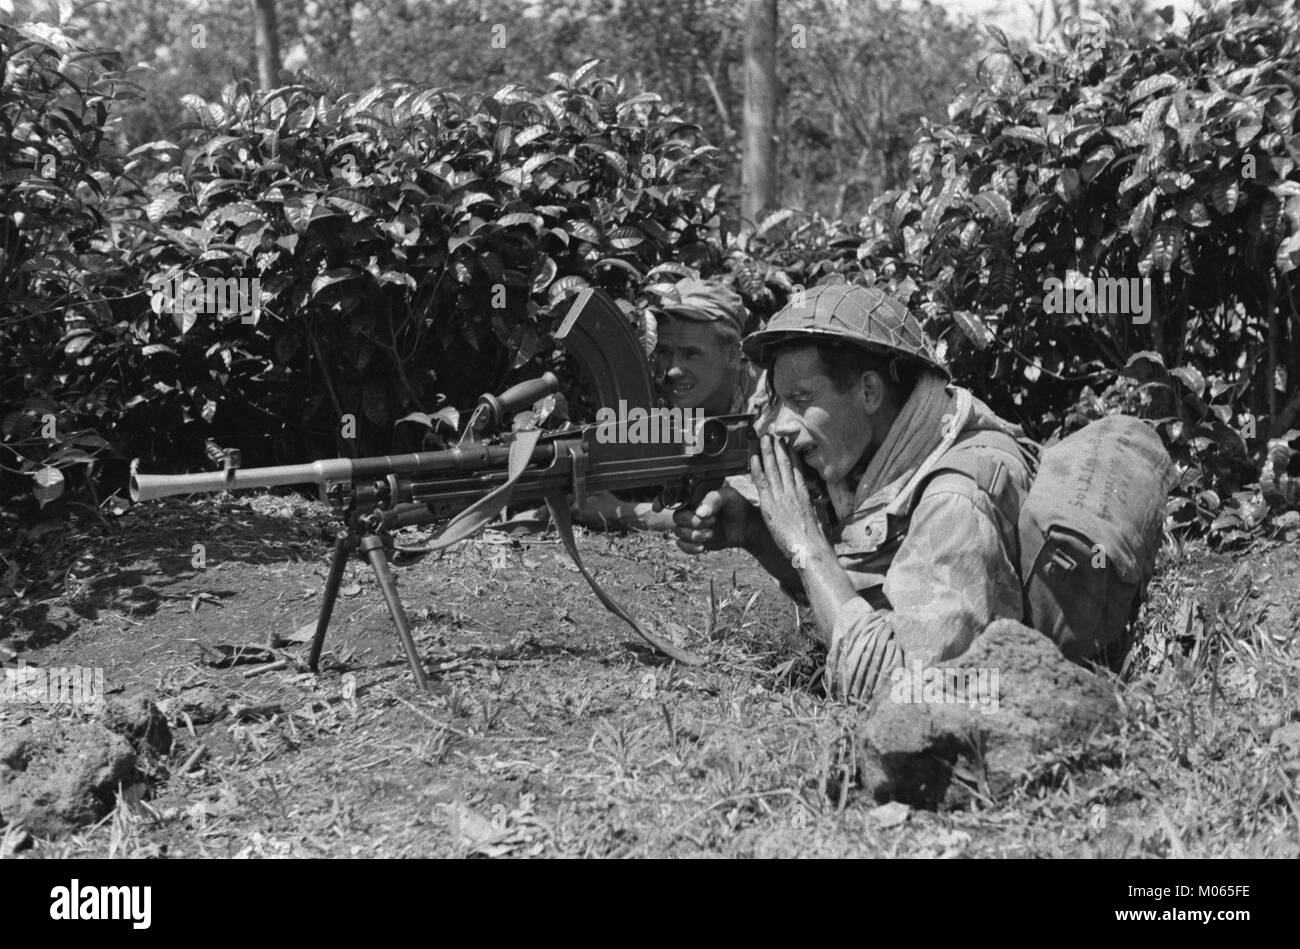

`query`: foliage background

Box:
[3,0,1299,592]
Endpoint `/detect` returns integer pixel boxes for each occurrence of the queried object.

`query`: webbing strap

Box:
[544,493,705,666]
[417,429,545,553]
[402,429,703,665]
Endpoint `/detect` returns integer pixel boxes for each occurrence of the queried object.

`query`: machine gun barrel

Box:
[128,443,557,503]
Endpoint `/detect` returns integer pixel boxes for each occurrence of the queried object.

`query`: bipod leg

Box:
[309,529,357,673]
[360,533,430,691]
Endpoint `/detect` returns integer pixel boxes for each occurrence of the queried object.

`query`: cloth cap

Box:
[660,278,746,336]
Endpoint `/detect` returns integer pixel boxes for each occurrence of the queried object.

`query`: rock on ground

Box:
[0,719,136,838]
[0,692,171,839]
[97,692,174,757]
[856,619,1122,808]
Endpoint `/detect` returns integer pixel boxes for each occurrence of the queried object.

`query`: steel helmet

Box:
[742,282,948,378]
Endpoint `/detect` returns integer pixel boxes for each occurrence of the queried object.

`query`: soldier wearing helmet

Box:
[674,281,1038,705]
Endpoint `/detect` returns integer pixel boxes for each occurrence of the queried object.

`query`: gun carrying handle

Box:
[474,372,561,433]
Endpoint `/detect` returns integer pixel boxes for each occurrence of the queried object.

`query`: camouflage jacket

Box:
[781,397,1037,705]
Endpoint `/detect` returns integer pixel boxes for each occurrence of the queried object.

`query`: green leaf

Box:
[971,190,1012,225]
[497,212,543,231]
[953,310,994,350]
[283,195,317,233]
[197,178,243,210]
[311,268,362,298]
[531,254,557,293]
[327,188,380,218]
[234,221,267,255]
[570,59,603,88]
[455,192,496,215]
[1055,168,1081,203]
[1081,145,1116,183]
[548,275,590,304]
[147,191,183,223]
[511,324,541,369]
[1170,366,1206,397]
[63,332,93,356]
[645,263,694,280]
[594,257,643,279]
[568,220,601,243]
[173,308,198,336]
[514,124,551,148]
[1129,191,1157,246]
[608,226,644,249]
[758,209,796,234]
[998,125,1048,147]
[1129,73,1180,105]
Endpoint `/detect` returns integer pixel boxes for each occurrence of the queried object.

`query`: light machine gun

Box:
[130,289,757,686]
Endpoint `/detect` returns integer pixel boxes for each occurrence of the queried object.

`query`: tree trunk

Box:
[743,0,778,223]
[252,0,282,89]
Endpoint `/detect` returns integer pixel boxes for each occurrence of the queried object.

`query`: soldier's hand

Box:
[674,486,751,554]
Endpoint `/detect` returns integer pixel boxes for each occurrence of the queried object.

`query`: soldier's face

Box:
[767,347,880,483]
[653,319,739,412]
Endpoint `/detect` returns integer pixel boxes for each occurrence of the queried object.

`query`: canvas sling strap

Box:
[397,428,704,666]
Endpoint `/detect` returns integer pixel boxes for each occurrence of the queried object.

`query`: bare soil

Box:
[2,493,1299,858]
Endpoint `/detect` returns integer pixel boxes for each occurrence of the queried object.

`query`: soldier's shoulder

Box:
[920,428,1035,509]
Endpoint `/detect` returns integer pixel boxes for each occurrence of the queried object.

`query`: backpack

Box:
[1016,414,1176,669]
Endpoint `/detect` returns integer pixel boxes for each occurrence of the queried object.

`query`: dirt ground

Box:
[2,492,1299,858]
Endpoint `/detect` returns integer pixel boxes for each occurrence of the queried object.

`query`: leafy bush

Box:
[125,61,728,464]
[0,21,137,516]
[733,2,1300,543]
[877,3,1300,436]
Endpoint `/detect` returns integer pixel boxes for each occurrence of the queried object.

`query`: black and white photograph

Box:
[0,0,1294,889]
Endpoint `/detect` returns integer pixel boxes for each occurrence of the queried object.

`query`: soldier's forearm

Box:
[793,544,860,649]
[741,515,803,590]
[573,493,676,532]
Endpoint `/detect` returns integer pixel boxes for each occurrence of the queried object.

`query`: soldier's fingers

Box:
[772,435,796,489]
[694,490,725,519]
[789,447,808,493]
[749,453,770,498]
[675,527,711,551]
[760,435,783,493]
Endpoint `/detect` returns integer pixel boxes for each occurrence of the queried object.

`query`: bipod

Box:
[308,528,429,690]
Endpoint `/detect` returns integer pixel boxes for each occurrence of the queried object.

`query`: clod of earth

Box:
[0,694,172,838]
[157,685,228,725]
[0,719,137,838]
[855,619,1122,808]
[96,692,174,757]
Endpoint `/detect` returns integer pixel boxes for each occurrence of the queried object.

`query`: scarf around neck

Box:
[825,372,1022,520]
